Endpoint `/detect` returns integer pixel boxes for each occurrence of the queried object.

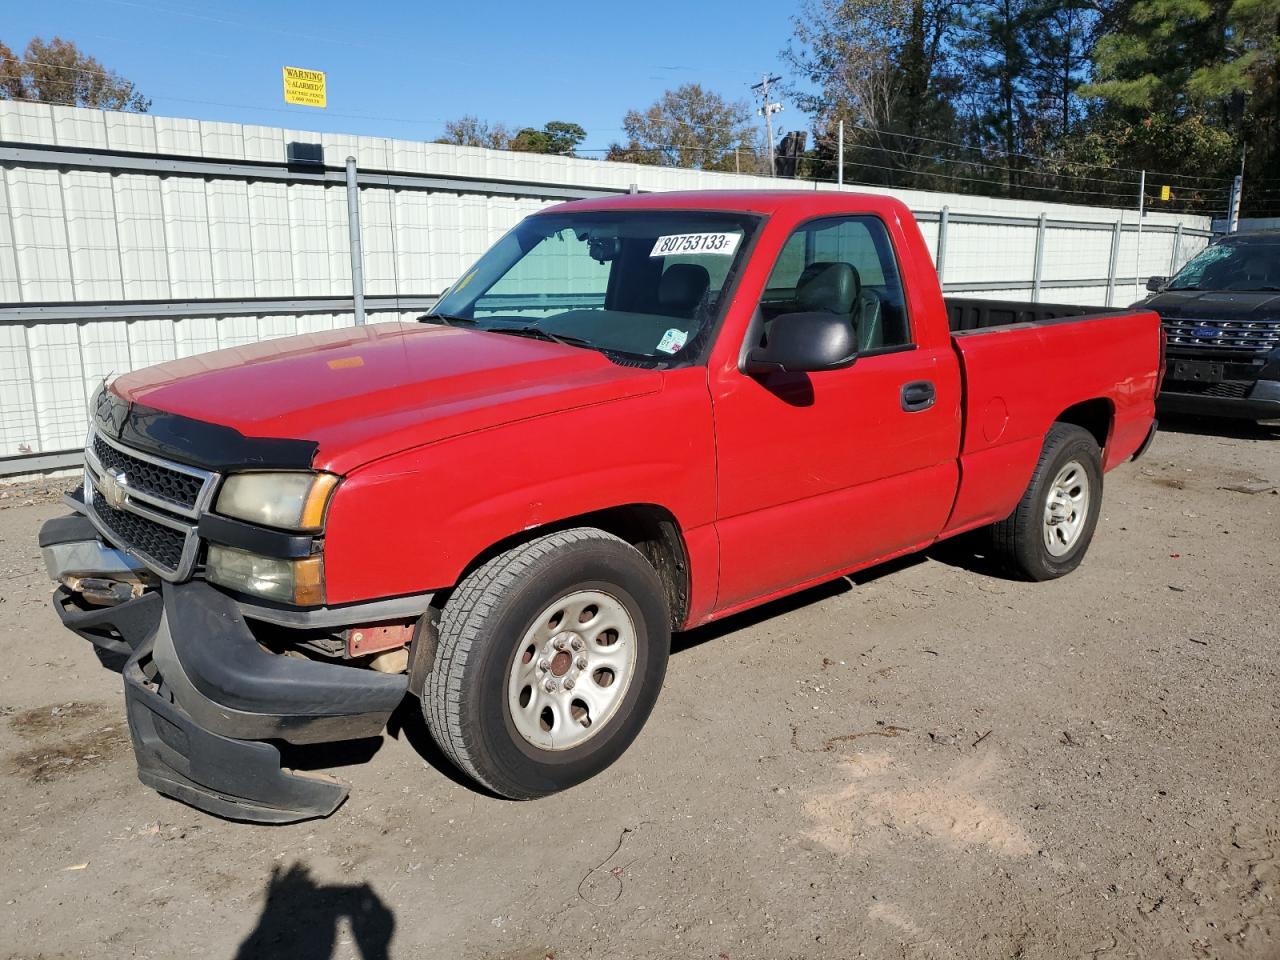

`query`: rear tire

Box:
[421,528,670,799]
[988,423,1103,581]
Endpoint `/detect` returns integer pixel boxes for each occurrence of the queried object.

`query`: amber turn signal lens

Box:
[300,474,340,531]
[292,555,325,606]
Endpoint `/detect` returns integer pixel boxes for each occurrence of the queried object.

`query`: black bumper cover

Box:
[52,578,407,824]
[1157,378,1280,420]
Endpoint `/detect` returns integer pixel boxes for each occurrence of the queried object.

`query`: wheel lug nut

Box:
[538,659,550,672]
[553,637,567,651]
[544,679,558,692]
[563,677,575,690]
[570,637,584,651]
[575,656,588,670]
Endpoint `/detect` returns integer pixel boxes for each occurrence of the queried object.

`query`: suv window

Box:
[761,216,911,352]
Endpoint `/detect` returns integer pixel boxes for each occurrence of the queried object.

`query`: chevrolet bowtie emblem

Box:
[98,469,130,510]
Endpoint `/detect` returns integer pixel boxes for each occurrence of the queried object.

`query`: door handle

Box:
[900,380,936,412]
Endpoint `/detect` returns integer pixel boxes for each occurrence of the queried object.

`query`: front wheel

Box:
[988,423,1104,581]
[421,528,670,799]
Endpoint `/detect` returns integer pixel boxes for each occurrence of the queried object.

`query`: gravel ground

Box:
[0,418,1276,960]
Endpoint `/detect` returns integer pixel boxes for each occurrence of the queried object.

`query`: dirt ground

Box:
[0,417,1277,960]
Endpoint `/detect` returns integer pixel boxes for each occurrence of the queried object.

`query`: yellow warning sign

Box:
[1160,185,1172,201]
[283,66,327,108]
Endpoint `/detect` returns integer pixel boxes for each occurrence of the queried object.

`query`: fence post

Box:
[1170,222,1183,275]
[1032,212,1047,303]
[936,206,949,284]
[1106,219,1122,307]
[345,156,366,326]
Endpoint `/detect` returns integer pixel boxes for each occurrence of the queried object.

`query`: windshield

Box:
[1167,239,1280,292]
[428,210,760,362]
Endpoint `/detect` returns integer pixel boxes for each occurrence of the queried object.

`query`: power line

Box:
[829,120,1236,186]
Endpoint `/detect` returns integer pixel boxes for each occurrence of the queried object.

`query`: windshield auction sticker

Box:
[656,328,688,354]
[650,233,741,257]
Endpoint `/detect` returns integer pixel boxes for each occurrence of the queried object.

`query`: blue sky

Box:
[8,0,811,148]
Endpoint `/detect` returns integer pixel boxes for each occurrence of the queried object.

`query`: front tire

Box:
[422,528,670,799]
[988,423,1104,581]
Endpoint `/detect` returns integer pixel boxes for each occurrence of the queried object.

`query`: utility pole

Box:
[752,73,783,176]
[1133,169,1145,302]
[1227,144,1246,233]
[837,119,844,187]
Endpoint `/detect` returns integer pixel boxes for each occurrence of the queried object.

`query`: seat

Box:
[793,261,884,352]
[795,261,858,314]
[658,264,711,319]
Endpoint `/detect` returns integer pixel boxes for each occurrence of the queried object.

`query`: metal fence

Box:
[0,102,1214,476]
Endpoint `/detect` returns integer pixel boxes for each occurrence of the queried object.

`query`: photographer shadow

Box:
[234,862,394,960]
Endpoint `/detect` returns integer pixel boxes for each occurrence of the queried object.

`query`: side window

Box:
[474,227,610,319]
[761,216,911,351]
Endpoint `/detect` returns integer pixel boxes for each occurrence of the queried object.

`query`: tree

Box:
[0,37,150,111]
[1081,0,1279,208]
[783,0,966,188]
[508,121,586,156]
[435,115,512,149]
[436,118,586,156]
[608,83,762,171]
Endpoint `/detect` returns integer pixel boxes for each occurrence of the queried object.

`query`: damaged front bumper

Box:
[42,513,408,824]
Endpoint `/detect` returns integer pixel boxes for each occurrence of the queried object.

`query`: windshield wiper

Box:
[421,312,478,327]
[483,325,593,350]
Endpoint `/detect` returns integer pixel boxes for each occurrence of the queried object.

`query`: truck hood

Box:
[1138,289,1280,321]
[110,322,663,473]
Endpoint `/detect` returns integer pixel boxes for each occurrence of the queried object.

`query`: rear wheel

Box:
[988,423,1104,581]
[421,528,670,799]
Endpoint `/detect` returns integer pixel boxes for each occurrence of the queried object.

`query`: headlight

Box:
[206,545,324,605]
[215,472,339,531]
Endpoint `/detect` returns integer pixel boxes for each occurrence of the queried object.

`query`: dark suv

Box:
[1140,231,1280,421]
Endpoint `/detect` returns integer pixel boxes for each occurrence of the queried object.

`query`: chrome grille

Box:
[1163,317,1280,353]
[83,428,219,581]
[91,434,204,511]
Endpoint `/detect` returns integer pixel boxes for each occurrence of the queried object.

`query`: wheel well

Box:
[1056,398,1113,451]
[447,505,691,631]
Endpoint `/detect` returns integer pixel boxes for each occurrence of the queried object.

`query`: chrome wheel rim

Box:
[1043,460,1090,557]
[506,590,638,751]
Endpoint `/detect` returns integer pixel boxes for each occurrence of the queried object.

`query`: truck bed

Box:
[944,297,1123,333]
[938,300,1163,539]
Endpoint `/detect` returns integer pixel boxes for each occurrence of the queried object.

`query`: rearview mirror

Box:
[1146,276,1168,292]
[743,312,858,374]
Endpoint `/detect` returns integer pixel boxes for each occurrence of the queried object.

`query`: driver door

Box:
[711,215,961,611]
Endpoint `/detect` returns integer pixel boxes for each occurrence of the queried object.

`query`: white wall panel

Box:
[287,183,331,297]
[63,170,123,301]
[248,181,294,296]
[206,179,254,297]
[359,188,398,296]
[0,325,38,458]
[160,178,214,298]
[0,172,22,302]
[26,322,87,451]
[174,317,221,358]
[5,166,73,301]
[155,116,202,156]
[79,320,132,398]
[113,174,170,299]
[104,111,156,153]
[0,101,54,142]
[127,318,179,369]
[52,104,108,149]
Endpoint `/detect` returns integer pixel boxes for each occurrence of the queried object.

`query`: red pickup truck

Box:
[41,190,1162,822]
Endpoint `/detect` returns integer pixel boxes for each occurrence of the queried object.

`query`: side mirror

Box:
[1146,276,1168,292]
[743,311,858,374]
